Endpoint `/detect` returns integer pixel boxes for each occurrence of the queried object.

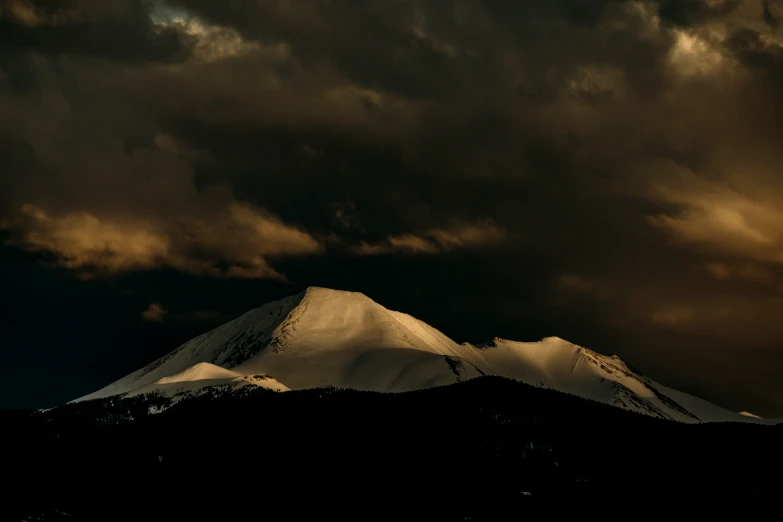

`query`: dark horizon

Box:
[2,0,783,416]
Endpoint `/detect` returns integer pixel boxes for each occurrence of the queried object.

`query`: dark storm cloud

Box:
[764,0,781,26]
[1,0,783,415]
[0,0,193,62]
[656,0,743,26]
[168,0,464,99]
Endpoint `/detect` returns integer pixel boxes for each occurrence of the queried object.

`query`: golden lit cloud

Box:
[1,0,126,27]
[566,65,627,99]
[651,307,695,326]
[668,28,730,77]
[227,203,321,257]
[705,262,776,283]
[1,0,77,27]
[558,274,596,292]
[2,0,40,26]
[1,202,321,280]
[155,16,282,64]
[357,220,506,255]
[5,204,170,272]
[427,221,507,249]
[141,303,167,322]
[648,188,783,264]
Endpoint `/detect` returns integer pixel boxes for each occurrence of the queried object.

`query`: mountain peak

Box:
[303,286,368,298]
[298,286,384,311]
[539,336,567,344]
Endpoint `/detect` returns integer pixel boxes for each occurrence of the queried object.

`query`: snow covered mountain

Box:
[75,287,761,423]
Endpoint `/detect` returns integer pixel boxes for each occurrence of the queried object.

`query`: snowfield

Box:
[73,287,765,423]
[124,362,290,399]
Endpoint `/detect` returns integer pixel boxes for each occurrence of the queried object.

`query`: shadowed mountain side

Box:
[3,377,781,520]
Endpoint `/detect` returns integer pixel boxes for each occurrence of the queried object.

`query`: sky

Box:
[1,0,782,415]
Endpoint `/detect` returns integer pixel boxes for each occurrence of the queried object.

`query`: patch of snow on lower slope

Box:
[123,362,290,400]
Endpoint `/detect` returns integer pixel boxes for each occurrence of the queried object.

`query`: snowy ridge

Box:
[73,287,766,424]
[468,337,736,423]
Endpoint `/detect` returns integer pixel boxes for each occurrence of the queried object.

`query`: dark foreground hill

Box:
[2,377,781,520]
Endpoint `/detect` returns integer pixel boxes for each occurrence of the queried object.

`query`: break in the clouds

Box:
[1,0,783,415]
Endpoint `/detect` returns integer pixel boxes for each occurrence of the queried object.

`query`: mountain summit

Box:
[76,287,756,423]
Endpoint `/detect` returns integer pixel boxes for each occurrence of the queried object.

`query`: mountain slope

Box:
[74,287,757,423]
[77,292,305,402]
